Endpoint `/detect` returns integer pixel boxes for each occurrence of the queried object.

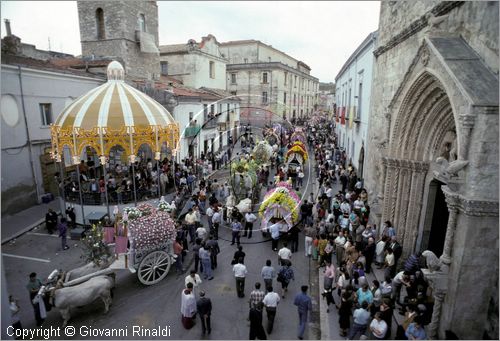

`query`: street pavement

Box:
[2,137,325,340]
[1,200,60,243]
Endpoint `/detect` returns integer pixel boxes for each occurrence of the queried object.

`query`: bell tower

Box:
[77,0,160,80]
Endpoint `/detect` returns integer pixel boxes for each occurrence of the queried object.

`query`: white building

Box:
[159,35,241,160]
[318,82,336,116]
[219,40,320,123]
[1,54,104,215]
[335,31,378,179]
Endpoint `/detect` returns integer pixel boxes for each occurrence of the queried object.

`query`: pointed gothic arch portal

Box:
[383,70,456,256]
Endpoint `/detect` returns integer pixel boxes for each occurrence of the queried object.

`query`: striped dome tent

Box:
[51,61,180,163]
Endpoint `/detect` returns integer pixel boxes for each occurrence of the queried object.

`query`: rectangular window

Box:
[218,103,222,115]
[227,103,230,114]
[231,73,237,84]
[203,104,208,117]
[230,91,237,96]
[40,103,52,126]
[262,72,268,84]
[293,94,297,106]
[244,58,248,63]
[284,72,288,86]
[209,61,215,79]
[210,104,215,115]
[160,61,168,75]
[302,78,304,89]
[284,92,287,104]
[294,75,297,88]
[189,112,194,121]
[358,83,363,119]
[262,92,268,104]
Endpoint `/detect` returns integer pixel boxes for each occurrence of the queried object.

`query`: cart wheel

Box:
[137,250,171,285]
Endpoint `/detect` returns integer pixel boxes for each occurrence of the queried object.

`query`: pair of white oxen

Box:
[37,262,115,327]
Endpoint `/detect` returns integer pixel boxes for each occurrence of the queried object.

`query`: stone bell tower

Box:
[77,0,160,80]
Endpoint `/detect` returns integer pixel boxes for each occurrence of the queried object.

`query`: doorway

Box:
[421,179,449,256]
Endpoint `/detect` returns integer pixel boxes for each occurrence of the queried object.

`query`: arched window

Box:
[96,8,105,40]
[137,14,146,32]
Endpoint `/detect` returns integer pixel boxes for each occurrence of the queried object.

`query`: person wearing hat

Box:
[196,290,212,335]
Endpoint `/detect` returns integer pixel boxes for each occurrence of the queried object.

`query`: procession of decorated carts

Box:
[38,61,183,326]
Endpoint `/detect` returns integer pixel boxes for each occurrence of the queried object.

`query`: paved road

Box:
[3,137,324,340]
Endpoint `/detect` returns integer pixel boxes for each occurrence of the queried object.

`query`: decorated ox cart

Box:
[109,202,178,285]
[258,182,301,236]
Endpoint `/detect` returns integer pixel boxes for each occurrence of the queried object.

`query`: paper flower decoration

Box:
[126,206,177,250]
[258,184,301,229]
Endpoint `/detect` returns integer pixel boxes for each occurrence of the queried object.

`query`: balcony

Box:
[203,114,219,129]
[184,125,201,137]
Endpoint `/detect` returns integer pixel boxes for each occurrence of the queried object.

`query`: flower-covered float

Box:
[285,140,309,180]
[230,158,259,199]
[252,140,274,165]
[111,202,178,285]
[259,182,301,236]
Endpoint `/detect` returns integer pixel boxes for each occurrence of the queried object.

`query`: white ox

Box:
[49,275,115,327]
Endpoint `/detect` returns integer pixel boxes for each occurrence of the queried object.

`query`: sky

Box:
[1,1,380,82]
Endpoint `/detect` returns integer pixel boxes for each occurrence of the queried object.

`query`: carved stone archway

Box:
[379,36,498,339]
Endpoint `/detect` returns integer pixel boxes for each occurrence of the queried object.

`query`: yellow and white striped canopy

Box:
[51,61,180,161]
[54,61,175,130]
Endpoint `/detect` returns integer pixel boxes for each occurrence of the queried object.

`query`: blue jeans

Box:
[347,322,367,340]
[298,311,308,338]
[201,258,212,279]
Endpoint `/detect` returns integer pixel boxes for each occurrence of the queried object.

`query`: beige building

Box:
[159,34,227,90]
[219,40,319,123]
[364,1,498,339]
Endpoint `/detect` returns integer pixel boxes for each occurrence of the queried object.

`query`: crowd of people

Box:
[300,118,431,340]
[24,114,435,340]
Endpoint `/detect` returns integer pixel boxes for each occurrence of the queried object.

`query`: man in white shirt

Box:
[340,200,351,215]
[370,312,388,339]
[211,208,221,240]
[244,212,257,238]
[353,198,365,211]
[278,242,292,266]
[262,286,281,334]
[335,231,347,266]
[233,258,248,298]
[184,209,197,243]
[185,270,202,294]
[269,221,282,251]
[297,169,305,187]
[206,205,214,232]
[196,225,208,242]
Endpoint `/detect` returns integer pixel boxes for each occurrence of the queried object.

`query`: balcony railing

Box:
[203,117,218,129]
[184,125,201,137]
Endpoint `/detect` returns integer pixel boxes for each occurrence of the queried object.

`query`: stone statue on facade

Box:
[422,250,443,272]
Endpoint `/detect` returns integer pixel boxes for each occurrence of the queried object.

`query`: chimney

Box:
[4,19,11,36]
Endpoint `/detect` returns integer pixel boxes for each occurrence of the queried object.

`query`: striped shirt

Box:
[249,290,265,308]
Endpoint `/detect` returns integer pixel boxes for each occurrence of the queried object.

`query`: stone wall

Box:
[365,1,499,207]
[364,1,499,339]
[77,0,160,80]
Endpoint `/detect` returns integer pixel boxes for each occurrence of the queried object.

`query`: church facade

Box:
[364,1,498,339]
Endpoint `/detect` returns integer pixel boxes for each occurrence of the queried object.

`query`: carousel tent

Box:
[51,61,179,164]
